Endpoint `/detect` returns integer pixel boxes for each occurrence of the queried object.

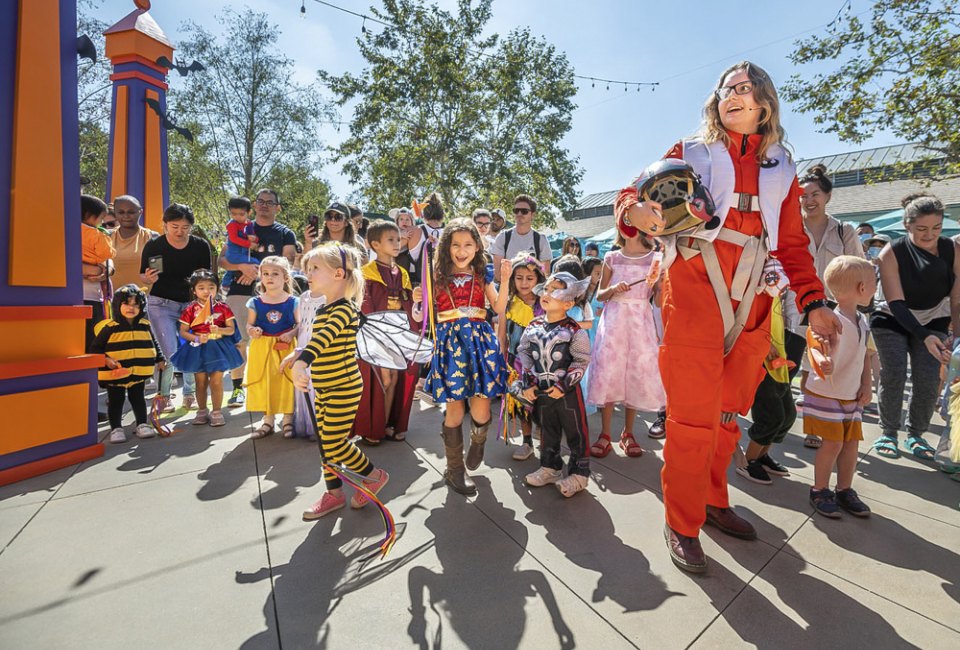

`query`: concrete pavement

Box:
[1,393,959,649]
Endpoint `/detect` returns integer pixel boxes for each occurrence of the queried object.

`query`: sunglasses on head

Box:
[324,212,345,222]
[513,207,531,215]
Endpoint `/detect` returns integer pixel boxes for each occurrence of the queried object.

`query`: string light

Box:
[308,0,660,92]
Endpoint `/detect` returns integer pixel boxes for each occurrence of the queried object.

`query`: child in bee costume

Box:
[512,271,593,497]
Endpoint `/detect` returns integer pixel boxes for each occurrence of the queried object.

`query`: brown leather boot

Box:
[705,505,757,540]
[664,525,707,573]
[441,424,476,495]
[465,417,490,471]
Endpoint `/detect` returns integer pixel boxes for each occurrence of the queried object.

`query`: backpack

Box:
[503,227,542,260]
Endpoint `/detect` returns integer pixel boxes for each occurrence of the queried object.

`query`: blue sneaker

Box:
[835,488,871,517]
[810,488,841,518]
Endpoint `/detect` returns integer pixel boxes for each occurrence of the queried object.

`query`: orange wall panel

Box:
[9,0,66,287]
[0,384,89,455]
[109,85,129,203]
[144,89,163,233]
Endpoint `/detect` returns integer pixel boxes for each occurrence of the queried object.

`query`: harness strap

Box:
[679,228,769,356]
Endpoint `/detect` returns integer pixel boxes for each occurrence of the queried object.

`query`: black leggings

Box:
[106,382,148,429]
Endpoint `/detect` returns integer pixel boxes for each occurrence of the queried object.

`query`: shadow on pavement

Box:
[407,481,575,650]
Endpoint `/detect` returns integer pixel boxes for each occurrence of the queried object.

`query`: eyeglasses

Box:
[474,221,491,228]
[513,208,532,215]
[324,212,345,222]
[715,81,754,101]
[255,199,278,207]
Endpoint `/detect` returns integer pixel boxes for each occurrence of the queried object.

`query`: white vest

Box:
[660,138,795,267]
[683,138,795,250]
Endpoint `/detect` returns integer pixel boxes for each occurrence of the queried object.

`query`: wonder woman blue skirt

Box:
[425,318,507,403]
[170,333,243,374]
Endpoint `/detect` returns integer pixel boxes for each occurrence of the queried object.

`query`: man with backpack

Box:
[490,194,553,282]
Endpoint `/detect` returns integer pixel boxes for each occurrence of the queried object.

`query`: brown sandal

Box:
[619,433,643,457]
[251,424,274,440]
[591,433,612,458]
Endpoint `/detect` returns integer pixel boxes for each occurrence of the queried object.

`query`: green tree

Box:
[172,8,334,200]
[783,0,960,175]
[262,164,331,238]
[167,121,231,232]
[322,0,582,226]
[77,0,112,196]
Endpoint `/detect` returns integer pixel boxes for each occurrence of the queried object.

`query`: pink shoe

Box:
[302,492,345,521]
[350,469,390,509]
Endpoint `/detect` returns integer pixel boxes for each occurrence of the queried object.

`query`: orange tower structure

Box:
[0,0,103,485]
[104,1,174,232]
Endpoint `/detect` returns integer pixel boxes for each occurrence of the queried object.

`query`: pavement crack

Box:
[252,438,284,650]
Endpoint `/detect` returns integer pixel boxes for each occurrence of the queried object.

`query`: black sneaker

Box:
[810,488,841,518]
[758,453,789,477]
[835,488,871,517]
[736,459,772,485]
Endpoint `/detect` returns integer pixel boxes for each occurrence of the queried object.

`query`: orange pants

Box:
[659,239,772,537]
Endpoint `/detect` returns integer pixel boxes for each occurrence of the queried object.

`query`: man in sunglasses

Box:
[219,188,297,407]
[491,194,553,282]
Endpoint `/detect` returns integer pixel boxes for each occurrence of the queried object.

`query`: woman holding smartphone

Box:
[140,203,213,412]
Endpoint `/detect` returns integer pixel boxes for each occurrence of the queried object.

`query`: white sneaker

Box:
[157,397,176,413]
[512,443,535,461]
[181,394,198,410]
[109,427,127,444]
[556,474,588,498]
[525,467,562,487]
[135,423,156,439]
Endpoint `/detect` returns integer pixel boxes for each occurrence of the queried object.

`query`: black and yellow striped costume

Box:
[298,298,374,490]
[91,317,164,430]
[91,317,164,387]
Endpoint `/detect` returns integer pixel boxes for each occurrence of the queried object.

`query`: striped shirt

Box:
[299,299,361,392]
[91,318,163,387]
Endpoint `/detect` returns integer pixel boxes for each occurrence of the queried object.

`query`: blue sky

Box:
[93,0,900,204]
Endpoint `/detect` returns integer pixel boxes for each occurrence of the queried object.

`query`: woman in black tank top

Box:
[871,193,959,461]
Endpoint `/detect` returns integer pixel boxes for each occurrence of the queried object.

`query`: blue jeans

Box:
[147,295,195,398]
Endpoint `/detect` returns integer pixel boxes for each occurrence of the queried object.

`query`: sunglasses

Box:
[513,208,532,215]
[324,212,345,222]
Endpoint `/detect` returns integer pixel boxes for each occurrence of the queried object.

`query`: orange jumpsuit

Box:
[653,133,825,537]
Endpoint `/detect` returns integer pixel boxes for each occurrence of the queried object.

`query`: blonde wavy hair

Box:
[700,61,789,162]
[300,243,365,306]
[256,256,295,295]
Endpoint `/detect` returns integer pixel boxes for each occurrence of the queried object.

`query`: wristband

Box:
[802,299,827,315]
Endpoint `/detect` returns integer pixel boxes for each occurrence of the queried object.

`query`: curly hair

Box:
[700,61,789,162]
[433,218,486,289]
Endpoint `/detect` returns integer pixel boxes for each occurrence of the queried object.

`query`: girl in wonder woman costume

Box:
[424,218,512,495]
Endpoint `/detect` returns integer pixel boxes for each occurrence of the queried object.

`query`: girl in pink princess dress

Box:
[587,229,665,458]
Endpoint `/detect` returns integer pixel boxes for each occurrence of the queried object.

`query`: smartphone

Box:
[148,255,164,273]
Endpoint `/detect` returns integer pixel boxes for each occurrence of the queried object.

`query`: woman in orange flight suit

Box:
[618,61,842,573]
